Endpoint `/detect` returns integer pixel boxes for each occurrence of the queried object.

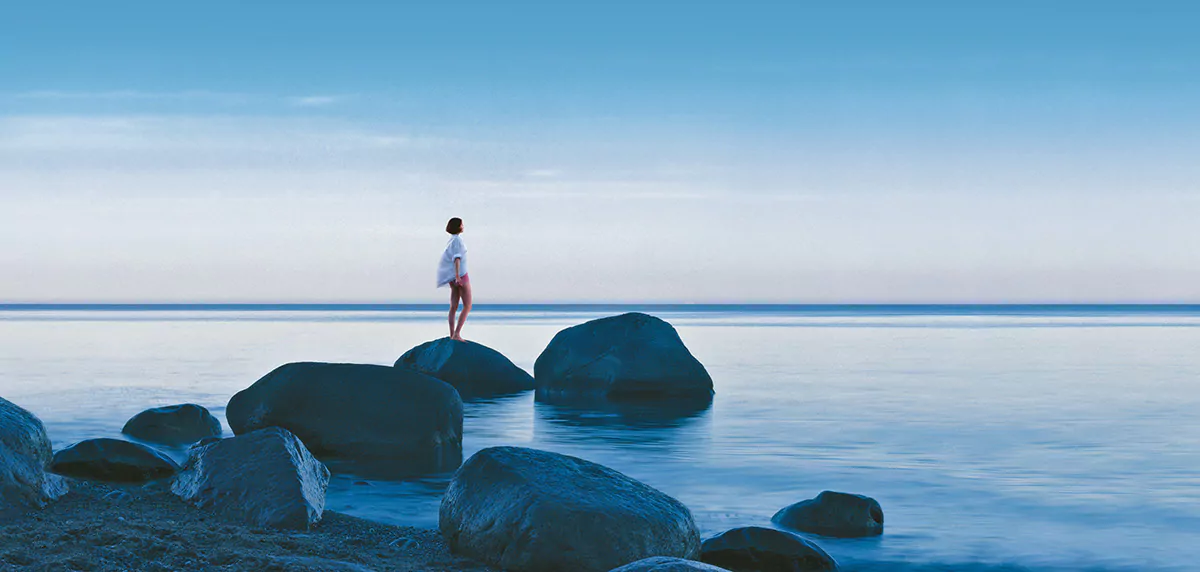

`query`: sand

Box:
[0,480,496,572]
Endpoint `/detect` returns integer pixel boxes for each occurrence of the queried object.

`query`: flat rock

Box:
[611,556,733,571]
[772,491,883,538]
[395,338,535,397]
[50,438,180,483]
[121,403,223,446]
[534,313,714,401]
[0,396,67,508]
[700,527,837,572]
[441,446,700,572]
[226,362,463,469]
[172,427,330,530]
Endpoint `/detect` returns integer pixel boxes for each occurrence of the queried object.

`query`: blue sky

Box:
[1,2,1198,302]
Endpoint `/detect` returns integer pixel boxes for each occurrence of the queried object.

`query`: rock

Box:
[534,313,714,401]
[395,338,534,398]
[50,438,180,483]
[611,556,733,572]
[121,403,223,446]
[0,396,67,508]
[700,527,837,572]
[192,436,222,450]
[172,426,329,530]
[771,491,883,538]
[226,362,463,469]
[441,446,700,572]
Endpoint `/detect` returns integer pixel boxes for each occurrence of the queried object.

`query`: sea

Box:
[2,304,1198,572]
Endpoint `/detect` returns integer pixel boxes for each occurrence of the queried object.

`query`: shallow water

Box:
[2,306,1198,571]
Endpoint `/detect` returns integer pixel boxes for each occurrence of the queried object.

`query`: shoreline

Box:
[0,480,495,572]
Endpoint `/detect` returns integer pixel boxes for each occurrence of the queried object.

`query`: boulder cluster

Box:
[2,312,883,570]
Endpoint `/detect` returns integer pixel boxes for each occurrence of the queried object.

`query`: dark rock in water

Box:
[610,557,733,571]
[0,396,67,508]
[700,527,837,572]
[172,426,329,530]
[395,337,535,397]
[772,491,883,538]
[121,403,223,446]
[441,446,700,572]
[534,312,714,401]
[50,438,180,483]
[226,362,463,470]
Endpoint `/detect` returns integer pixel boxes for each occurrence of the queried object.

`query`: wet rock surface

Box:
[395,338,534,398]
[226,362,463,470]
[535,312,714,401]
[50,438,180,483]
[700,526,838,572]
[0,396,67,508]
[172,427,330,530]
[121,403,223,446]
[441,446,701,572]
[772,491,883,538]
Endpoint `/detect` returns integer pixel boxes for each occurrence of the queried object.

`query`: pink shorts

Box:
[450,273,470,287]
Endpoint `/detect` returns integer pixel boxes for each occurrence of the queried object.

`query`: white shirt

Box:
[437,234,468,287]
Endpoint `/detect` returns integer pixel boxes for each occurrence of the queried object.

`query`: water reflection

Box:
[322,448,464,480]
[534,395,713,429]
[533,396,713,449]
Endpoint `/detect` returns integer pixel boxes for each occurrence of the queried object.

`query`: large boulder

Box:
[395,338,534,398]
[121,403,223,446]
[0,396,67,508]
[172,427,330,530]
[50,438,180,482]
[226,362,463,469]
[611,557,732,572]
[534,313,714,401]
[441,446,700,572]
[700,527,837,572]
[771,491,883,538]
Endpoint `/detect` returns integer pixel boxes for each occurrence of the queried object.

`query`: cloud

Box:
[288,95,346,107]
[0,114,452,173]
[0,115,434,151]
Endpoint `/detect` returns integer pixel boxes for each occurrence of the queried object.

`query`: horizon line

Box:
[4,302,1200,311]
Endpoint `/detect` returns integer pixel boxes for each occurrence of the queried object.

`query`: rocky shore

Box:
[2,313,878,571]
[0,480,495,572]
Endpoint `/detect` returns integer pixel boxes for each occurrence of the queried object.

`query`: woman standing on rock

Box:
[439,217,471,340]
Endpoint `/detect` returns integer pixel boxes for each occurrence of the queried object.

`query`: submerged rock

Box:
[610,557,732,571]
[172,426,329,530]
[121,403,223,446]
[226,362,463,469]
[700,527,837,572]
[50,438,179,483]
[772,491,883,538]
[0,396,67,508]
[441,446,700,572]
[395,338,535,397]
[534,313,714,401]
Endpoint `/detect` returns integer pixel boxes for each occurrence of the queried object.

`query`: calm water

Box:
[2,306,1198,571]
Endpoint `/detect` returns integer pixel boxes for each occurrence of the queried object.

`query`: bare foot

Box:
[451,333,465,341]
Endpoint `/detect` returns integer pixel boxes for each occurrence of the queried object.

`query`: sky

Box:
[1,1,1198,303]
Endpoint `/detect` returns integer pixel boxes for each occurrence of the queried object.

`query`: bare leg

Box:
[448,283,461,338]
[453,280,472,341]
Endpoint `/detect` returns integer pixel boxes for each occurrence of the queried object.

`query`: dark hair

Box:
[446,217,463,234]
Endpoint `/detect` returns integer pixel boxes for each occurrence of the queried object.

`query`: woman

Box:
[438,217,471,340]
